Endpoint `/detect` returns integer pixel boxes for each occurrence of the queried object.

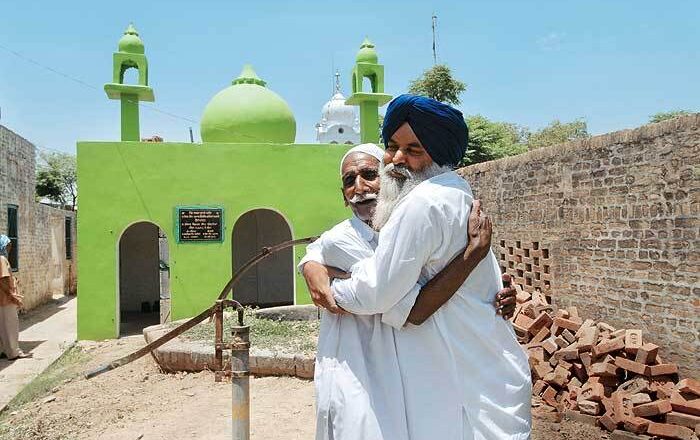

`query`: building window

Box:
[7,205,18,271]
[338,127,345,134]
[65,217,73,260]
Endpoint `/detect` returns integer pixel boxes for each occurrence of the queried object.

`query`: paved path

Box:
[0,295,76,412]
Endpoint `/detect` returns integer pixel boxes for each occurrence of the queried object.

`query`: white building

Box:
[315,72,360,145]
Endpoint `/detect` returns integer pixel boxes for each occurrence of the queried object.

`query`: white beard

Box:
[372,162,452,231]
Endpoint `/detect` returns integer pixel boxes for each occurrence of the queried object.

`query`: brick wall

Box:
[0,125,77,309]
[458,115,699,376]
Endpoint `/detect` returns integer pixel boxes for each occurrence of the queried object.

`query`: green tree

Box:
[408,64,466,105]
[649,110,694,123]
[36,151,77,210]
[527,119,589,150]
[462,115,528,166]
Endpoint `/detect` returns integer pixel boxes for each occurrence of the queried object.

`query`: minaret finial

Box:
[334,70,341,93]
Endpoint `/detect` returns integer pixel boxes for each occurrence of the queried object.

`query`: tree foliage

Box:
[648,110,694,123]
[36,151,77,210]
[408,64,466,105]
[462,115,528,166]
[527,119,589,150]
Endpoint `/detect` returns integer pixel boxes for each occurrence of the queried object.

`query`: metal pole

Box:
[231,324,250,440]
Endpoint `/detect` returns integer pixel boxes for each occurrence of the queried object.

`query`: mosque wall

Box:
[76,141,351,340]
[0,125,77,310]
[458,114,700,376]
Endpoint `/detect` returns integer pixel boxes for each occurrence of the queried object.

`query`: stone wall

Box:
[0,124,77,310]
[458,115,699,376]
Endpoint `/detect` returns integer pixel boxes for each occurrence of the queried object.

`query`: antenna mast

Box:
[432,14,438,65]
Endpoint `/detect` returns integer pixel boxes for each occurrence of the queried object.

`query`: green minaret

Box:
[346,38,392,144]
[104,24,154,141]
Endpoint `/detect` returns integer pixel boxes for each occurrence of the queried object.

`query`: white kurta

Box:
[332,171,532,440]
[299,216,415,440]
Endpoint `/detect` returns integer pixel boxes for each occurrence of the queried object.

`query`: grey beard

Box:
[372,162,452,231]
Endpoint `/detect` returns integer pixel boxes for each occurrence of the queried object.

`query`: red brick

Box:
[671,391,700,416]
[530,326,550,345]
[532,362,553,380]
[562,329,577,344]
[580,352,592,374]
[514,313,534,330]
[575,318,595,336]
[590,362,620,377]
[577,325,599,352]
[614,356,650,376]
[552,365,570,388]
[515,290,531,303]
[599,412,619,431]
[630,393,652,405]
[593,336,625,357]
[647,422,695,440]
[623,417,649,434]
[649,363,679,376]
[634,343,659,365]
[556,346,580,361]
[677,379,700,396]
[632,399,672,417]
[611,392,634,424]
[578,399,602,415]
[580,382,606,402]
[666,411,700,430]
[542,338,558,355]
[533,379,548,396]
[527,312,553,336]
[619,377,651,395]
[542,386,558,407]
[553,317,582,332]
[624,329,643,354]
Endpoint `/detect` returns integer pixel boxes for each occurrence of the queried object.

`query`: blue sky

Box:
[1,0,698,153]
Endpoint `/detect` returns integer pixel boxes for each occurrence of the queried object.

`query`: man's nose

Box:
[354,175,370,193]
[392,149,406,165]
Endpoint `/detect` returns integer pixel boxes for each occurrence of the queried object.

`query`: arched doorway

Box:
[232,209,294,307]
[118,222,170,336]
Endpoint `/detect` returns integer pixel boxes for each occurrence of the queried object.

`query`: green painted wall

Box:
[77,141,351,340]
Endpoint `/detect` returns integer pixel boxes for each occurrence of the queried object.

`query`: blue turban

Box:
[382,94,468,167]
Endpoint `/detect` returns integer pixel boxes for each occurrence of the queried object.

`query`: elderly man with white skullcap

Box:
[299,142,516,440]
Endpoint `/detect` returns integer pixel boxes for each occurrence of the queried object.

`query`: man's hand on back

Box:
[495,274,516,320]
[465,200,516,320]
[301,261,347,314]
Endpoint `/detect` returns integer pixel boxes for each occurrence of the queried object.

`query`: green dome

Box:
[356,37,378,64]
[118,23,145,54]
[201,65,296,144]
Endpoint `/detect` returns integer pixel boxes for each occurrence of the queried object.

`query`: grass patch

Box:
[0,344,86,423]
[173,307,319,355]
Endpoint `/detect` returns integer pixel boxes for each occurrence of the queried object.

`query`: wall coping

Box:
[458,114,700,175]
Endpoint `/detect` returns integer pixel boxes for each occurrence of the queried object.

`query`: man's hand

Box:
[466,200,492,261]
[494,274,516,320]
[301,261,347,314]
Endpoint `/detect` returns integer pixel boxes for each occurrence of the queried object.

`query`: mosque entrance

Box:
[232,209,294,307]
[118,222,170,336]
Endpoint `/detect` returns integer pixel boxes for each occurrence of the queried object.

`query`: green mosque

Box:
[77,25,392,340]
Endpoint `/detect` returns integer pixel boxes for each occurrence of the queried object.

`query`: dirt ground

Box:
[0,337,608,440]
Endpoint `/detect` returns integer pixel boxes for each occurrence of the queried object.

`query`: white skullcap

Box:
[339,143,385,176]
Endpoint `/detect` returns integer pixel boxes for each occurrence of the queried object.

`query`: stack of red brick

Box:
[511,289,700,439]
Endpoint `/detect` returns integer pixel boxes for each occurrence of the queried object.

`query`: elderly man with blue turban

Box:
[0,234,28,360]
[299,142,517,440]
[321,95,531,439]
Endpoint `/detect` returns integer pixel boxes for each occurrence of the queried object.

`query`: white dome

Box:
[321,92,357,127]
